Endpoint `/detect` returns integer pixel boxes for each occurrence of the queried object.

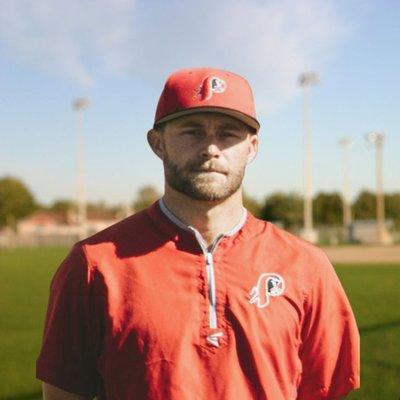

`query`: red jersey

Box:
[36,200,359,399]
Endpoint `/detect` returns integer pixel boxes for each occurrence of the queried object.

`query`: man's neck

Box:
[162,186,245,247]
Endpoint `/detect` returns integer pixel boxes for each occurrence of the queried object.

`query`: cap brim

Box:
[154,106,260,133]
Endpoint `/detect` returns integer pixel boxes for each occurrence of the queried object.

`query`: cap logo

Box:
[249,273,285,309]
[196,76,227,101]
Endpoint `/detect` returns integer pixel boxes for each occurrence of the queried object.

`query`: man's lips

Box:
[190,168,227,174]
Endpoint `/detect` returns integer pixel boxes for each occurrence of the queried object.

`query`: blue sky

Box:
[1,0,399,206]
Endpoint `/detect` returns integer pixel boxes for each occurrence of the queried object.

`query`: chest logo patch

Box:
[249,273,285,308]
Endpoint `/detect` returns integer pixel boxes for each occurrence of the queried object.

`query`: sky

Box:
[1,0,399,206]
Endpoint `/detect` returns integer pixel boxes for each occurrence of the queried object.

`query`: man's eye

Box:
[182,130,201,136]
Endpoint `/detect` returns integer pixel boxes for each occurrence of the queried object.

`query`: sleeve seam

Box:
[302,246,328,308]
[80,241,96,284]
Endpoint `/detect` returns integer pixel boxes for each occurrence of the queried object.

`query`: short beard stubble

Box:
[163,149,245,202]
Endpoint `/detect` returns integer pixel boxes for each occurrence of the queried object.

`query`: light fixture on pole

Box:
[298,71,320,243]
[365,132,392,244]
[73,97,90,240]
[338,137,353,242]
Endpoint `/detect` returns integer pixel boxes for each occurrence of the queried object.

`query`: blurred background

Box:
[0,0,399,399]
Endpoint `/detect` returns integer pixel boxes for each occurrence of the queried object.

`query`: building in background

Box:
[0,208,128,248]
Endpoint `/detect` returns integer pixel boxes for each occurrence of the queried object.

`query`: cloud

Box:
[131,0,351,112]
[0,0,136,86]
[0,0,350,110]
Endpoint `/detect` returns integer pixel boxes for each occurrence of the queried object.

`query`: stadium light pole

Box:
[365,132,392,244]
[73,97,90,240]
[338,137,352,242]
[298,72,320,243]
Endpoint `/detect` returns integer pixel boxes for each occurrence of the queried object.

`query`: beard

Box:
[163,151,245,201]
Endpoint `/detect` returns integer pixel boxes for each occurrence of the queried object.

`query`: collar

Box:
[158,198,248,252]
[158,197,247,238]
[145,198,262,253]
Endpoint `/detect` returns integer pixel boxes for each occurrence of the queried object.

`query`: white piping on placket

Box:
[205,251,222,347]
[190,229,225,347]
[157,199,247,348]
[206,252,217,329]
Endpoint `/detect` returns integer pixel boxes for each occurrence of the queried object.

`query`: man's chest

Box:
[98,246,305,362]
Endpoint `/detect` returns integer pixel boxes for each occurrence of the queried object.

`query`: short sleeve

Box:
[36,242,103,397]
[297,253,360,400]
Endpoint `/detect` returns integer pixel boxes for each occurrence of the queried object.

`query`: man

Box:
[37,67,360,399]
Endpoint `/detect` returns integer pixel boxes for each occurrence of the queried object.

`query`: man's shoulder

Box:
[249,215,330,270]
[251,215,321,251]
[80,205,156,248]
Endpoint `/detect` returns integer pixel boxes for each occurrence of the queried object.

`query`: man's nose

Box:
[199,133,222,158]
[200,139,221,158]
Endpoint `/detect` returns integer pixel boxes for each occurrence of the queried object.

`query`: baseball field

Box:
[0,246,399,400]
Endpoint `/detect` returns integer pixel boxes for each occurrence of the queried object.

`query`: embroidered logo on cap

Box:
[196,76,227,101]
[249,273,285,309]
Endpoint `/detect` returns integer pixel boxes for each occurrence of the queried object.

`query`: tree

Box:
[49,199,76,213]
[384,192,400,229]
[243,191,261,217]
[313,192,343,225]
[133,185,161,212]
[87,200,112,214]
[260,192,302,229]
[0,176,37,228]
[352,190,375,220]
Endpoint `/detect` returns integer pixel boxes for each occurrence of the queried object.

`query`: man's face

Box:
[150,112,258,201]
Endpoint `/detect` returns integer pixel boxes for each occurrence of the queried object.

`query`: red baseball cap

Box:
[154,67,260,132]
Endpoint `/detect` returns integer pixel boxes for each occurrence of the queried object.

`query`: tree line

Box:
[256,191,400,229]
[1,175,399,230]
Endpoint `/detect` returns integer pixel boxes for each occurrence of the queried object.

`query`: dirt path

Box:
[321,245,400,264]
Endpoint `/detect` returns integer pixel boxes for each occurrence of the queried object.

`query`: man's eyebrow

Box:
[177,121,205,128]
[216,123,244,130]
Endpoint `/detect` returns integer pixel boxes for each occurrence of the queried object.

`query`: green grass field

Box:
[0,247,399,400]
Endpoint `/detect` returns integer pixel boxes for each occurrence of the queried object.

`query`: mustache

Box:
[186,160,228,174]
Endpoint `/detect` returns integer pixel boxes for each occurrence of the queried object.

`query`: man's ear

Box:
[246,133,259,164]
[147,129,165,160]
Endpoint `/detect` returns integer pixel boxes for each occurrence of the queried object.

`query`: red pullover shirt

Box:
[36,200,360,399]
